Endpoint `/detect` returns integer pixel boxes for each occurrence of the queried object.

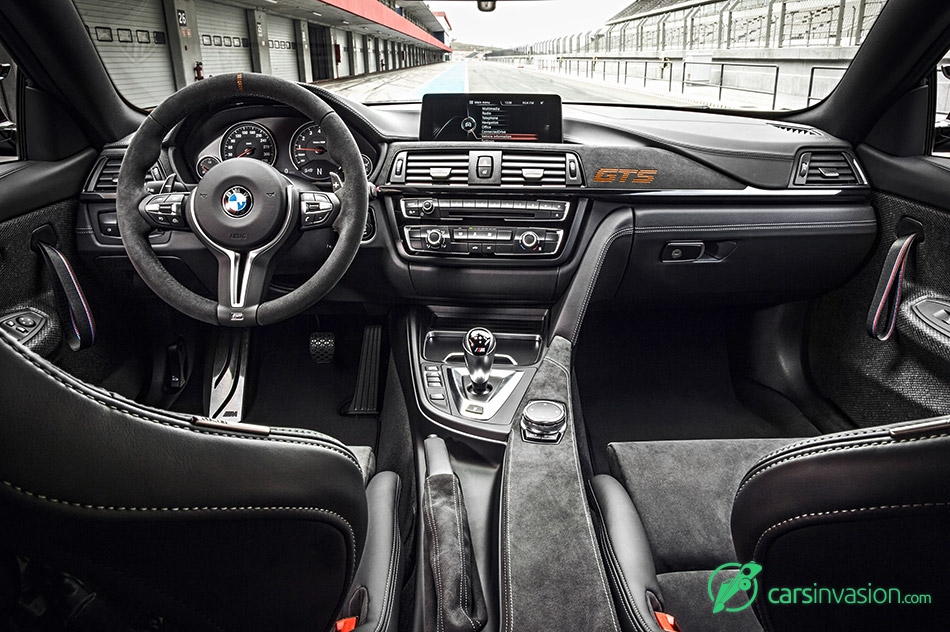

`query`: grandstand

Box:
[496,0,889,109]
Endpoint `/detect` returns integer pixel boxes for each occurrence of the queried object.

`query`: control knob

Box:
[421,199,435,214]
[519,230,540,251]
[425,229,445,249]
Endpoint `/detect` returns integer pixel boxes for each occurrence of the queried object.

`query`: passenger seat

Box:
[589,421,950,631]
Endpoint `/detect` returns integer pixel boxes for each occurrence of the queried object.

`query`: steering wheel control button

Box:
[142,193,189,230]
[521,400,567,444]
[222,186,253,218]
[299,192,339,229]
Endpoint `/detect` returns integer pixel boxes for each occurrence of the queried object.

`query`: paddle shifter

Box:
[463,327,496,394]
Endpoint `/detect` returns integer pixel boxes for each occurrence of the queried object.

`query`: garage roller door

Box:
[74,0,175,108]
[268,15,299,81]
[196,1,252,77]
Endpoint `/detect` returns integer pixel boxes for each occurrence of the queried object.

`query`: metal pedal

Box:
[309,332,335,364]
[347,325,383,415]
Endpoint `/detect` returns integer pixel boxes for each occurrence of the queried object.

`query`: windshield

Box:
[74,0,887,111]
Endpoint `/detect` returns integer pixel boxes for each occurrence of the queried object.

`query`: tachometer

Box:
[290,123,340,181]
[220,122,276,165]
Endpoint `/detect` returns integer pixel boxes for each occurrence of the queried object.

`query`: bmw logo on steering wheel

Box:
[221,185,253,218]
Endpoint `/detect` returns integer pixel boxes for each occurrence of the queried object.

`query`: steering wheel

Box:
[116,73,369,327]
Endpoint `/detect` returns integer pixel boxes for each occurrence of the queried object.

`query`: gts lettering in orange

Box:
[593,168,658,184]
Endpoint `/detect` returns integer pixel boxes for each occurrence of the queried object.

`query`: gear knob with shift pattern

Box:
[463,327,495,394]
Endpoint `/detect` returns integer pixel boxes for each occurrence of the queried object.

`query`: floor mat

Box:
[243,314,382,449]
[169,314,382,450]
[575,308,818,473]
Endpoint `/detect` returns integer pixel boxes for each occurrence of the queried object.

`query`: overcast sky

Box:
[426,0,632,48]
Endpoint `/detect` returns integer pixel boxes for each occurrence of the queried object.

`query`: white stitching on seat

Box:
[753,502,950,562]
[0,334,360,468]
[1,478,358,581]
[735,432,950,500]
[374,478,401,632]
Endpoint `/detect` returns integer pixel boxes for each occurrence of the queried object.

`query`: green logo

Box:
[708,561,762,613]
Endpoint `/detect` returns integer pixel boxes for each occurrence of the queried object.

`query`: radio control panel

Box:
[404,226,563,256]
[394,196,572,259]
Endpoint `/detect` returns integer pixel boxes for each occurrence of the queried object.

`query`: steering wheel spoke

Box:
[213,247,275,324]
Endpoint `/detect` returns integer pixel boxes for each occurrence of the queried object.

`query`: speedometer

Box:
[220,122,276,165]
[290,123,340,181]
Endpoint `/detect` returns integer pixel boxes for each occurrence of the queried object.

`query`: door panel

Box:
[809,186,950,426]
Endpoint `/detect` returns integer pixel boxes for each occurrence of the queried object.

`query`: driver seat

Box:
[0,329,402,632]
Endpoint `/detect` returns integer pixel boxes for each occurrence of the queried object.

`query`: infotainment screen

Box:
[420,94,562,143]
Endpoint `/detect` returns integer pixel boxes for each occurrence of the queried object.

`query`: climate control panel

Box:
[404,225,564,257]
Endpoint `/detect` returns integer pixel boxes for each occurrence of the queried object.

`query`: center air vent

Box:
[793,151,864,187]
[404,152,469,186]
[501,152,567,186]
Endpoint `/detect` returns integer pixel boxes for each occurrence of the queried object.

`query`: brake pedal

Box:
[309,332,335,364]
[347,325,383,415]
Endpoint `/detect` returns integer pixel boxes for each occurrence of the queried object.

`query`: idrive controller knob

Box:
[521,400,567,443]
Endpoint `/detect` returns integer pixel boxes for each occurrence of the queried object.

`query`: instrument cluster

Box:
[191,116,375,183]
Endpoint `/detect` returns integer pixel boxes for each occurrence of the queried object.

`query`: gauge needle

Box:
[297,147,326,153]
[237,148,254,158]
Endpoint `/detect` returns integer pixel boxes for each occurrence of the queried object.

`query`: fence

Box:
[521,0,886,57]
[489,54,845,110]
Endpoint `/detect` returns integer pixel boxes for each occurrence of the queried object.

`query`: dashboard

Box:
[77,87,878,311]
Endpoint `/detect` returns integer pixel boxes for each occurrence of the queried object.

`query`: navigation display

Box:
[420,94,562,143]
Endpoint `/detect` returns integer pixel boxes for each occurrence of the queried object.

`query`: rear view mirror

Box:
[941,65,950,81]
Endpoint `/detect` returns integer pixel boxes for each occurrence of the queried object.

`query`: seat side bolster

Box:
[350,471,402,632]
[589,475,664,632]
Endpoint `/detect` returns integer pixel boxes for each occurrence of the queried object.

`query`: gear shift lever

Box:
[463,327,496,394]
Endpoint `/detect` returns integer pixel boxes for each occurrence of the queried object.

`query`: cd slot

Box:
[401,197,569,222]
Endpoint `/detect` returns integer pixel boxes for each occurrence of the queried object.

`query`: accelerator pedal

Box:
[309,332,335,364]
[347,325,383,415]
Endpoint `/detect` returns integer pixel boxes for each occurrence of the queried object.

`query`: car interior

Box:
[2,0,950,631]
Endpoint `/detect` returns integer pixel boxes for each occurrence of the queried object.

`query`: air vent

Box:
[501,152,567,186]
[89,156,123,193]
[793,151,863,186]
[404,152,469,186]
[85,155,166,195]
[769,123,820,136]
